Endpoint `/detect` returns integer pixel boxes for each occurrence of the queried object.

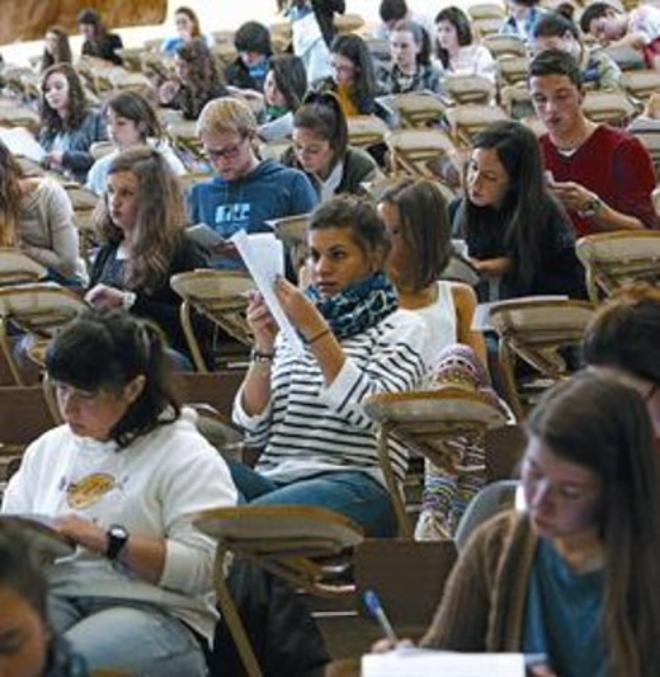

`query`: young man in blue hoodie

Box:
[188,97,318,268]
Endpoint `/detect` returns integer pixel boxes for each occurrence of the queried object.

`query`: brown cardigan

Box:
[420,510,539,652]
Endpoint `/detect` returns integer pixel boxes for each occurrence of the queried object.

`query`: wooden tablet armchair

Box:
[194,505,364,677]
[468,3,506,22]
[385,128,459,181]
[483,34,526,59]
[575,230,660,302]
[620,70,660,103]
[392,92,447,128]
[0,284,87,385]
[444,104,509,147]
[363,387,508,538]
[347,115,390,149]
[266,213,311,274]
[582,90,636,127]
[0,249,47,286]
[488,298,596,419]
[497,55,531,87]
[170,269,255,372]
[445,75,495,105]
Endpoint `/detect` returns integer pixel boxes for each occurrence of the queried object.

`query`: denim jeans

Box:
[227,461,397,537]
[48,595,208,676]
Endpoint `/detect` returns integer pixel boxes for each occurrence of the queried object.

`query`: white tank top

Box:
[396,281,457,371]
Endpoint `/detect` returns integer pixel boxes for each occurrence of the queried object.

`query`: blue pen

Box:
[364,589,398,645]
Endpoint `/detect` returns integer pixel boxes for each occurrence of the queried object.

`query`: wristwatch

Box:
[579,196,603,218]
[106,524,129,561]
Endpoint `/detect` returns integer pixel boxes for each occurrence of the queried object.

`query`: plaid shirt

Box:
[378,63,443,95]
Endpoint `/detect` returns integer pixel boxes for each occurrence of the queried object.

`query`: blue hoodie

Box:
[187,159,318,268]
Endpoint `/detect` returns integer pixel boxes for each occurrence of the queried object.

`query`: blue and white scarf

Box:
[305,272,399,340]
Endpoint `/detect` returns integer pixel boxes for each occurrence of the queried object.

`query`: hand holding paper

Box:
[231,230,305,354]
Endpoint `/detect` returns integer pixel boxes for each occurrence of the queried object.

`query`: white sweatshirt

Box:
[1,408,237,641]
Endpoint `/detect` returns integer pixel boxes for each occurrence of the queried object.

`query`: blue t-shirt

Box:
[187,159,318,269]
[523,539,608,677]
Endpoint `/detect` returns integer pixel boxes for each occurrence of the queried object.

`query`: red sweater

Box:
[540,125,658,236]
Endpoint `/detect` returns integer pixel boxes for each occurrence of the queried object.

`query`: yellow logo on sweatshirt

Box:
[66,473,116,509]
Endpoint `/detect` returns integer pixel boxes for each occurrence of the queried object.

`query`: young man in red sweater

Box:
[529,49,657,237]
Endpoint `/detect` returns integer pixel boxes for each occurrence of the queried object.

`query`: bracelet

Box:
[250,348,274,364]
[306,327,332,345]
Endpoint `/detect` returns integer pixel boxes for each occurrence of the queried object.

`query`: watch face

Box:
[109,525,128,539]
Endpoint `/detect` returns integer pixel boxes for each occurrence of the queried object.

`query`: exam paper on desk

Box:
[362,649,525,677]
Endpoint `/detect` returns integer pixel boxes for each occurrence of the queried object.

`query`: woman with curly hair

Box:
[41,26,72,73]
[0,140,85,283]
[38,63,108,184]
[85,147,209,360]
[159,37,228,121]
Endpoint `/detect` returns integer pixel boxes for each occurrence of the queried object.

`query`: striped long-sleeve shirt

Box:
[233,311,429,486]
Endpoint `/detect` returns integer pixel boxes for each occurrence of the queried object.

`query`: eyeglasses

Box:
[203,136,248,162]
[330,61,355,74]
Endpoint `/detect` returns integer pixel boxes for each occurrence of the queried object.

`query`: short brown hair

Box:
[379,178,452,292]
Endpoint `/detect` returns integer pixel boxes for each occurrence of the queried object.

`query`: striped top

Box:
[233,312,429,486]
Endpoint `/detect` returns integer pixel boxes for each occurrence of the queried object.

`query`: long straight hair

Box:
[330,34,377,115]
[461,120,554,293]
[528,373,660,677]
[41,26,72,72]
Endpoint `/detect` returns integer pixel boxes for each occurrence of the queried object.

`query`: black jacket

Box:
[89,234,209,356]
[310,0,345,47]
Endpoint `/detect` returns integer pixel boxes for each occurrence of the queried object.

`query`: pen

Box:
[363,589,398,645]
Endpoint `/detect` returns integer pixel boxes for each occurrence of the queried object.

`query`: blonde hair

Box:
[196,96,258,138]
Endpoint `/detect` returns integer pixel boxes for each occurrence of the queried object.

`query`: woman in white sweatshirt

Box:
[1,308,237,676]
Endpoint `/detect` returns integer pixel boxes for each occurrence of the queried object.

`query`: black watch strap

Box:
[106,524,129,561]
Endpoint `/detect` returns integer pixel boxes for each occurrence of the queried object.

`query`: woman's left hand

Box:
[85,284,125,309]
[53,514,107,553]
[274,276,326,340]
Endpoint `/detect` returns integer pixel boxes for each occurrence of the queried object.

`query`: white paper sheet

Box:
[362,650,525,677]
[231,230,304,354]
[0,126,45,163]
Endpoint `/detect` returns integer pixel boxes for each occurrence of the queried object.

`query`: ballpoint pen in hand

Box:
[364,589,399,646]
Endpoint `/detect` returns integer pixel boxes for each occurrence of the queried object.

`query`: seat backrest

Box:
[0,384,57,443]
[171,370,247,420]
[355,539,458,635]
[483,34,526,58]
[454,480,519,551]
